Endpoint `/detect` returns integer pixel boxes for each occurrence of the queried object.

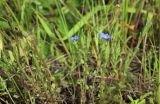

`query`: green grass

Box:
[0,0,160,104]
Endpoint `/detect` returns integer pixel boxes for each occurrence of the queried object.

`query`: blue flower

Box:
[70,36,79,41]
[99,32,111,40]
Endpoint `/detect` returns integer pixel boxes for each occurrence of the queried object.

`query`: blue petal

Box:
[99,32,111,40]
[70,36,79,41]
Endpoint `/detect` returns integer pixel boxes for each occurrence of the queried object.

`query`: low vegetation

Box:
[0,0,160,103]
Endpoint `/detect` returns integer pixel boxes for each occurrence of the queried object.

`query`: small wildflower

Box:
[99,32,111,40]
[70,36,79,41]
